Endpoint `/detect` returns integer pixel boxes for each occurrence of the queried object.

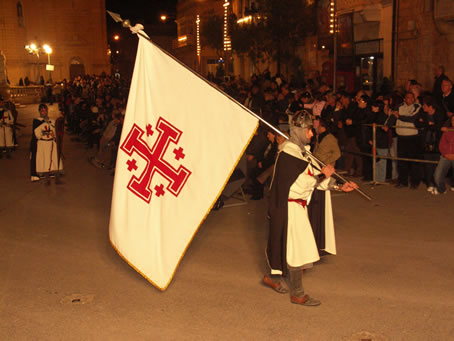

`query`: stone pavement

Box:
[1,104,454,340]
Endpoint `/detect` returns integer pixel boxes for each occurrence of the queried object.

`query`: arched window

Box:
[17,2,24,27]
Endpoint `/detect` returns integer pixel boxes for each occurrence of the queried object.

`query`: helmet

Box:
[291,110,313,129]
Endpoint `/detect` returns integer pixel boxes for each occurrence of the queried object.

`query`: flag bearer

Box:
[263,111,357,306]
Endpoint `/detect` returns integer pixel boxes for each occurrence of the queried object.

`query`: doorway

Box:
[69,58,85,80]
[356,55,383,93]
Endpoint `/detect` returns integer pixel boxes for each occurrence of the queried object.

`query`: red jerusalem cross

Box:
[127,159,138,171]
[120,117,191,203]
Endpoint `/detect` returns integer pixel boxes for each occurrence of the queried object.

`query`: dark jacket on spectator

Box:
[441,91,454,116]
[374,110,389,149]
[341,103,362,140]
[415,109,446,154]
[433,73,449,105]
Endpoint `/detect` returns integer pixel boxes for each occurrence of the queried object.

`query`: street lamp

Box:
[25,43,41,83]
[25,43,54,83]
[25,43,40,56]
[43,44,53,83]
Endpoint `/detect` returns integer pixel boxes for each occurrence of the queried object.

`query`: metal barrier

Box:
[342,123,453,185]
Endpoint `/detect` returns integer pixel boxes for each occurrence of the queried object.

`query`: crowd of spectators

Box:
[210,65,454,197]
[51,74,128,173]
[29,65,454,196]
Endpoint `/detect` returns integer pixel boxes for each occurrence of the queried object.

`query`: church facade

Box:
[0,0,110,86]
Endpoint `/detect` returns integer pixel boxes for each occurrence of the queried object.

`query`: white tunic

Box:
[34,119,63,173]
[282,142,336,268]
[0,109,14,147]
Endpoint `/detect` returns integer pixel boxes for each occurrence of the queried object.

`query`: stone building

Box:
[174,0,276,79]
[394,0,454,89]
[313,0,394,92]
[316,0,454,92]
[174,0,225,76]
[0,0,110,87]
[174,0,454,91]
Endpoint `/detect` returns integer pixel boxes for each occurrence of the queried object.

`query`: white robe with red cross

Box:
[0,109,14,147]
[284,142,336,268]
[34,119,62,173]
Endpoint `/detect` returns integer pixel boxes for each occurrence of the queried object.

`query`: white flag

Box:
[109,35,258,290]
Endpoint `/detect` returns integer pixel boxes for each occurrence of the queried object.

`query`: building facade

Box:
[313,0,393,92]
[394,0,454,89]
[315,0,454,92]
[0,0,110,87]
[174,0,224,76]
[174,0,454,91]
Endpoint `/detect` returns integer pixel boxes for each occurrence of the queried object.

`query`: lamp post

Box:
[43,44,53,83]
[25,43,53,84]
[25,43,40,83]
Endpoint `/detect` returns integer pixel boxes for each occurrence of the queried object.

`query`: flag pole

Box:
[106,11,372,201]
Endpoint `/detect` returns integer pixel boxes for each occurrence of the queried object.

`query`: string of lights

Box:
[196,15,201,57]
[329,0,336,34]
[223,0,231,51]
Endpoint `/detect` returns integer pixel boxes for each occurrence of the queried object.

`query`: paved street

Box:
[1,104,454,340]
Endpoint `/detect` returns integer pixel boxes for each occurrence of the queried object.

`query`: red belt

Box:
[288,199,307,207]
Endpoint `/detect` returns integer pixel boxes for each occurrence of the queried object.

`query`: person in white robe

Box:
[264,111,357,306]
[30,104,63,182]
[0,100,14,158]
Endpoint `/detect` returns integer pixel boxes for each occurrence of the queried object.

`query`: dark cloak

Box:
[266,151,309,275]
[307,189,326,252]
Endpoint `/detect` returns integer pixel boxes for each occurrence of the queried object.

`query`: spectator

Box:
[341,92,363,177]
[383,94,399,182]
[249,128,285,200]
[245,84,264,116]
[321,91,341,139]
[433,116,454,194]
[441,79,454,119]
[244,127,269,192]
[371,100,389,183]
[261,88,278,126]
[313,118,341,167]
[358,95,374,181]
[415,96,446,192]
[89,113,123,169]
[394,92,422,188]
[433,66,449,106]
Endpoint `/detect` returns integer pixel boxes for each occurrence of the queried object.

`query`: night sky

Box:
[105,0,178,26]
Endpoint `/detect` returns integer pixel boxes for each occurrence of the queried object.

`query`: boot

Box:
[288,267,321,306]
[288,267,305,298]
